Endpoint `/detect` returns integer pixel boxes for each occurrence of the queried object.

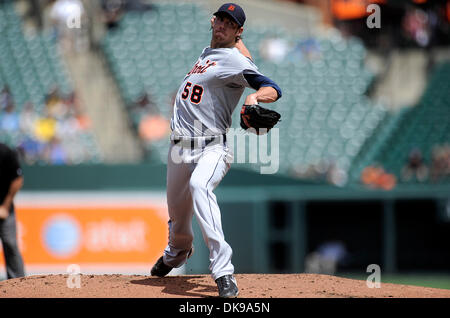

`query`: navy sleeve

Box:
[243,73,282,100]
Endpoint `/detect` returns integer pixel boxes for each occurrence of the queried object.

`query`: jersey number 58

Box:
[181,82,204,104]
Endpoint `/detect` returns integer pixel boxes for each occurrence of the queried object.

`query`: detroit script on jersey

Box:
[187,60,217,76]
[171,47,262,137]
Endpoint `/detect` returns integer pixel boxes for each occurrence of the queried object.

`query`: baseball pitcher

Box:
[151,3,282,298]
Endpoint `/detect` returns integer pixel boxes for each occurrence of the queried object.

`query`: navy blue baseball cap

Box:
[214,3,246,27]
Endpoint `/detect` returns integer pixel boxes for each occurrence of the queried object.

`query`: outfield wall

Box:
[1,164,449,279]
[0,191,180,278]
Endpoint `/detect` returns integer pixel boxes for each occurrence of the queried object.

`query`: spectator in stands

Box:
[17,136,43,165]
[289,160,348,186]
[64,91,82,115]
[259,36,290,63]
[48,94,69,121]
[402,7,433,48]
[101,0,124,29]
[19,102,39,137]
[401,148,428,182]
[73,109,91,131]
[361,164,396,190]
[34,111,57,143]
[0,86,13,111]
[0,86,96,165]
[326,161,348,187]
[45,85,63,109]
[43,136,67,165]
[443,145,450,175]
[46,87,78,121]
[287,38,321,62]
[361,165,382,189]
[101,0,155,30]
[128,92,170,142]
[138,113,170,142]
[0,104,20,133]
[290,163,319,180]
[24,0,44,29]
[430,144,450,182]
[129,92,157,122]
[122,0,155,11]
[377,171,397,190]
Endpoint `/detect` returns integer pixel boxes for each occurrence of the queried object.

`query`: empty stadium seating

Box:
[360,62,450,184]
[0,0,101,164]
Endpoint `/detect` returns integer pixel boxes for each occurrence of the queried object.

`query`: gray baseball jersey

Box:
[170,46,262,137]
[162,45,267,282]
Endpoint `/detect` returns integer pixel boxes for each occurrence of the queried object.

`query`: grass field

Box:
[338,272,450,290]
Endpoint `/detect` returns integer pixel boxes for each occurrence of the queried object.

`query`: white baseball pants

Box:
[163,138,234,281]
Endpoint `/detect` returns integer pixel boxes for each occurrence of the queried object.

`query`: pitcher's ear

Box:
[237,26,243,37]
[210,16,216,30]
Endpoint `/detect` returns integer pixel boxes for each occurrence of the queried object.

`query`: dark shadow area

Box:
[130,276,217,298]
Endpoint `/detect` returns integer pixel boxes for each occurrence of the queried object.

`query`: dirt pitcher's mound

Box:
[1,273,449,298]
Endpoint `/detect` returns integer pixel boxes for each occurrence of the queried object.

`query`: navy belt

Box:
[173,134,227,148]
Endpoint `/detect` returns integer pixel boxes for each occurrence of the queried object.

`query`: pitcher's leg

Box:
[163,144,195,268]
[189,148,234,280]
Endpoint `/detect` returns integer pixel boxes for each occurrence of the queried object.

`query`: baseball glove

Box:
[240,104,281,135]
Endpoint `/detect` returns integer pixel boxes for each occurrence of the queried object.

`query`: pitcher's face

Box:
[211,13,243,47]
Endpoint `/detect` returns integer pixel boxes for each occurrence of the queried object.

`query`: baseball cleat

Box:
[151,256,173,277]
[151,247,194,277]
[215,275,239,298]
